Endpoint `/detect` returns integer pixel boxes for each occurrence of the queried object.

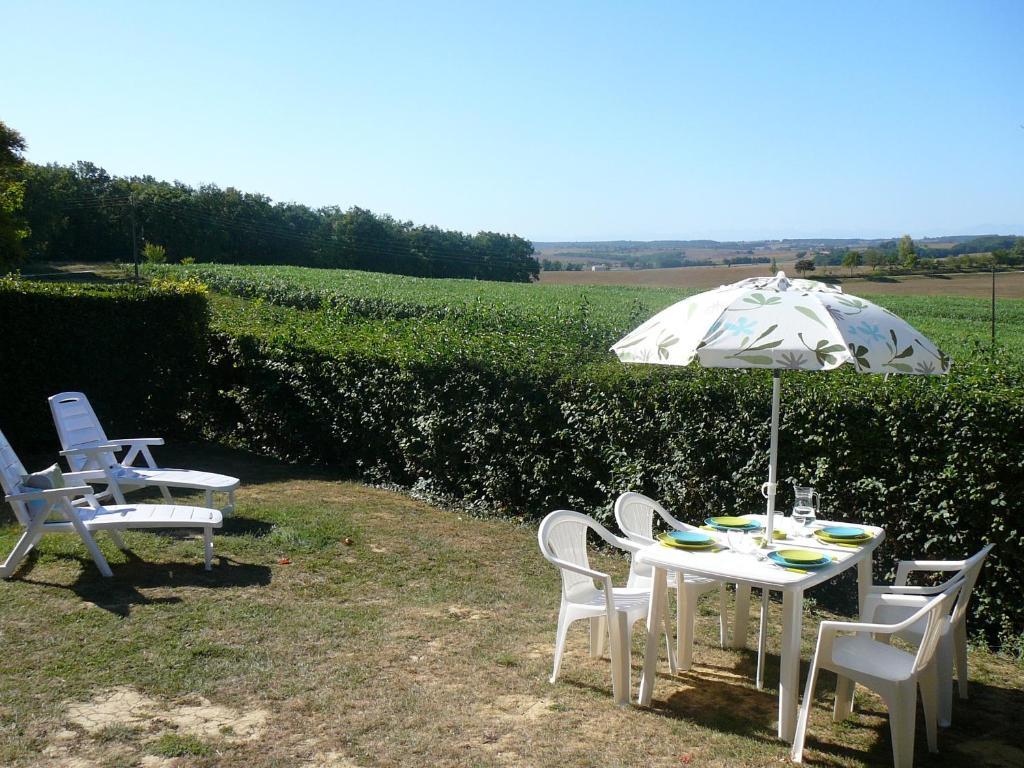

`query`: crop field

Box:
[151,263,1024,365]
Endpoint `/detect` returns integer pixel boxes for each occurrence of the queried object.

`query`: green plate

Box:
[774,548,829,564]
[657,533,717,550]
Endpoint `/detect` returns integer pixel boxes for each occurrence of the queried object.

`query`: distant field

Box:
[540,262,1024,299]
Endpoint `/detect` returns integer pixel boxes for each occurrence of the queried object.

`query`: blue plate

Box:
[820,525,866,539]
[667,530,713,545]
[704,518,762,532]
[768,551,832,569]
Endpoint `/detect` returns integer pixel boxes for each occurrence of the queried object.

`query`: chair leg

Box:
[790,657,821,764]
[833,675,855,722]
[886,687,919,768]
[71,523,113,577]
[609,609,630,706]
[108,529,128,551]
[590,616,606,658]
[225,490,236,516]
[158,484,174,503]
[663,592,677,674]
[205,489,214,509]
[935,633,954,727]
[204,527,214,571]
[0,530,38,579]
[550,604,571,684]
[954,621,969,699]
[718,582,728,647]
[918,664,940,753]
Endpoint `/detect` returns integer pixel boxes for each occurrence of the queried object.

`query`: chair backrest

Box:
[48,392,116,471]
[0,427,31,526]
[614,492,697,584]
[949,543,995,629]
[912,579,964,676]
[538,510,612,602]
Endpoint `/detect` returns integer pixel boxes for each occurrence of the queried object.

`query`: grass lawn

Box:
[1,445,1021,767]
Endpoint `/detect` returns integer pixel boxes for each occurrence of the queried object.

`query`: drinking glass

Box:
[727,529,757,555]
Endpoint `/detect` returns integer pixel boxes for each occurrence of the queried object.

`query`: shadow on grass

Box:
[620,646,1024,767]
[15,551,272,617]
[864,275,898,283]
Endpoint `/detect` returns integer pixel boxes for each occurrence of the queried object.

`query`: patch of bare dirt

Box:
[66,686,268,742]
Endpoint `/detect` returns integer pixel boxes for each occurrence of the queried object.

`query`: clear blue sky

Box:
[3,1,1022,241]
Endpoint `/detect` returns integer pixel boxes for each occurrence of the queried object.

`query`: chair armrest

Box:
[105,437,165,447]
[5,485,95,503]
[545,555,611,586]
[894,558,967,585]
[59,443,123,458]
[867,584,947,596]
[60,471,102,484]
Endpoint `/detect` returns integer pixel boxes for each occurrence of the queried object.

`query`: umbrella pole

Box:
[764,370,782,539]
[756,370,782,690]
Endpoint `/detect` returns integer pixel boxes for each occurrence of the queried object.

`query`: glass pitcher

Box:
[791,485,820,535]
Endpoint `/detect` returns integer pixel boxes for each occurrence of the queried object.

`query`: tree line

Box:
[0,121,539,282]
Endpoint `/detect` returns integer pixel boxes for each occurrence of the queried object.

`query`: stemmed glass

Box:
[727,529,765,559]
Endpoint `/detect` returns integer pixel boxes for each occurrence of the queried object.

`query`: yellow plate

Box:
[708,516,754,527]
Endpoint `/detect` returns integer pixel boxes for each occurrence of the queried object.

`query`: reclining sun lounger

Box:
[49,392,239,514]
[1,427,221,578]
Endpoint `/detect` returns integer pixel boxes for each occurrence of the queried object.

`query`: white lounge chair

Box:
[1,428,222,578]
[538,509,674,705]
[791,579,963,768]
[49,391,239,514]
[861,544,994,727]
[614,492,730,669]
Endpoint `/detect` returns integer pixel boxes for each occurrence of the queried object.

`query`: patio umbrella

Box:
[611,271,950,683]
[612,270,950,536]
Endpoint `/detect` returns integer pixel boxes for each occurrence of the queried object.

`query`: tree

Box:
[0,120,29,272]
[898,234,917,269]
[769,257,779,273]
[794,259,815,275]
[842,250,862,276]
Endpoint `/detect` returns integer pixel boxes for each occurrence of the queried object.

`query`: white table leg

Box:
[676,580,693,671]
[778,589,803,742]
[638,566,668,707]
[756,589,769,689]
[857,552,873,617]
[732,583,751,648]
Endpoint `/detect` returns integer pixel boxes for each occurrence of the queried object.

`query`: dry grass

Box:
[540,263,1024,299]
[1,445,1021,767]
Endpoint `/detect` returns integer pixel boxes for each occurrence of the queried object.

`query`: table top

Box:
[635,516,885,592]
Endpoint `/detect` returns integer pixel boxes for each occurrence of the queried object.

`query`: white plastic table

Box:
[634,518,885,742]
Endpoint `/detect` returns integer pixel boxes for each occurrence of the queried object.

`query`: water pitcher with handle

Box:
[792,484,820,536]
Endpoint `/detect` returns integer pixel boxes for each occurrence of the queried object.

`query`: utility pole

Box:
[130,192,139,283]
[991,258,996,353]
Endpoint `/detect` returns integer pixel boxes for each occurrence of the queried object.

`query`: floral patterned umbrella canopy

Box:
[612,272,951,375]
[611,272,951,523]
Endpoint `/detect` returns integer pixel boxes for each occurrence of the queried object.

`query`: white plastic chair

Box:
[861,543,993,727]
[1,427,222,578]
[614,492,731,670]
[49,392,239,514]
[537,509,673,705]
[791,579,963,768]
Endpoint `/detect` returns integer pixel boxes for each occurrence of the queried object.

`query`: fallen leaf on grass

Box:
[277,557,291,565]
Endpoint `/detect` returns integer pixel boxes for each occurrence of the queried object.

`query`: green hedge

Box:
[204,298,1024,646]
[0,276,210,454]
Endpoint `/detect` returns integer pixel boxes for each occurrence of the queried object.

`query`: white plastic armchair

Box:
[49,392,239,514]
[614,492,732,670]
[1,427,222,578]
[862,543,993,726]
[792,579,963,768]
[537,509,673,706]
